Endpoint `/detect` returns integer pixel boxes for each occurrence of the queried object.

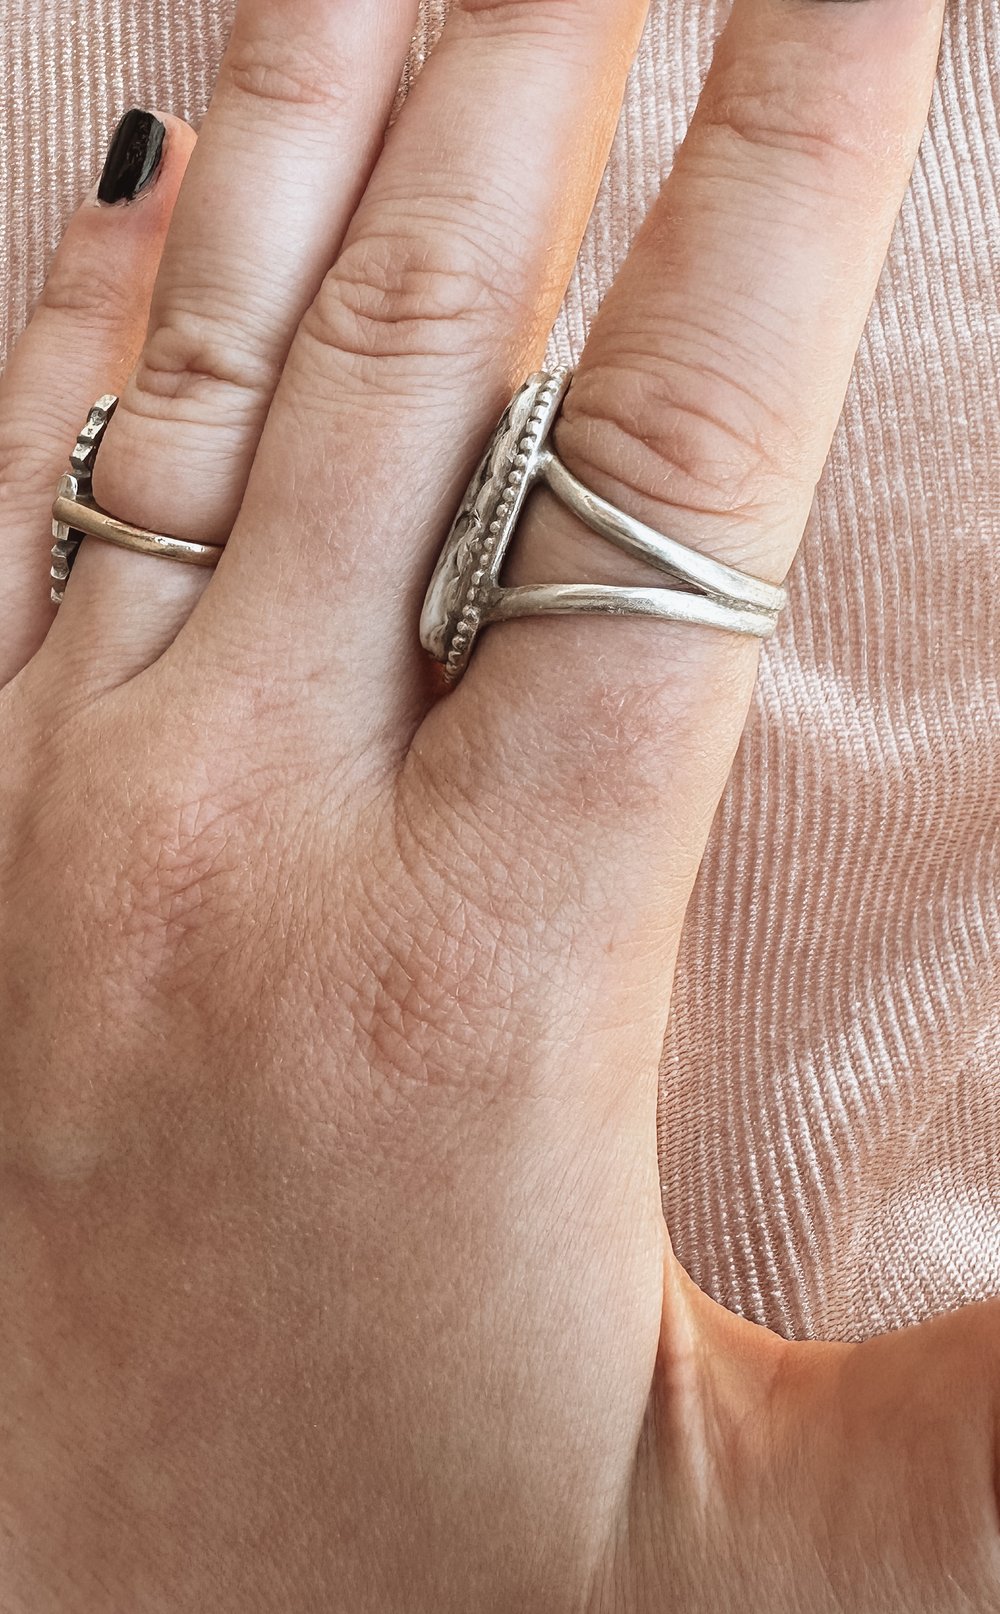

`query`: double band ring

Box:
[420,370,788,684]
[50,396,223,606]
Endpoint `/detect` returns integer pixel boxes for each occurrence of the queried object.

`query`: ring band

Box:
[50,395,223,606]
[420,370,789,684]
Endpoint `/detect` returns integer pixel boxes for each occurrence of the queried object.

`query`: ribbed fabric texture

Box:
[2,0,997,1343]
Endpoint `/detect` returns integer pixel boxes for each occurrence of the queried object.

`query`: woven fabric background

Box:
[2,0,997,1343]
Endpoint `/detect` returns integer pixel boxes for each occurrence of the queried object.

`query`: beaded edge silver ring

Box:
[420,369,788,686]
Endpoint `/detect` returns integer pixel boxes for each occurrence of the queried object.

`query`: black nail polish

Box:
[98,109,166,205]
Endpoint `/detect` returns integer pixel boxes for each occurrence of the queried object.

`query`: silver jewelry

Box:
[420,370,788,684]
[50,396,223,606]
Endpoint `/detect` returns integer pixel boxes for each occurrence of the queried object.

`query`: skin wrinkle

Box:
[1,0,998,1609]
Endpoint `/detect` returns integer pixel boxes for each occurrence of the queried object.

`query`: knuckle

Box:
[103,742,297,964]
[455,0,605,38]
[222,22,355,120]
[698,46,880,180]
[42,730,272,965]
[299,221,518,385]
[35,229,138,331]
[128,302,277,413]
[51,779,242,967]
[560,357,803,535]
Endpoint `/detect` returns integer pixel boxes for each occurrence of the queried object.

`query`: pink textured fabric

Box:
[2,0,998,1343]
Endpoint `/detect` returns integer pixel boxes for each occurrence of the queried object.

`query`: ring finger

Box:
[53,0,421,681]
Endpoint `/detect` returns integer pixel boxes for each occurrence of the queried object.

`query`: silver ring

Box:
[420,370,788,684]
[50,396,223,606]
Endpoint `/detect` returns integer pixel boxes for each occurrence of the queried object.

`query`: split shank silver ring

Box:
[420,370,788,685]
[50,395,223,606]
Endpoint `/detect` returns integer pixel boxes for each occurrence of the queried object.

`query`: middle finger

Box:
[185,0,651,741]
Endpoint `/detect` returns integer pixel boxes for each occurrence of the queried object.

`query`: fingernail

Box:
[97,109,166,206]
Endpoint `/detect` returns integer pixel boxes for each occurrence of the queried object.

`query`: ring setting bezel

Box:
[419,370,571,684]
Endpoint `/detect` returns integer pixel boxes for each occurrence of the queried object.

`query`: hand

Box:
[1,0,995,1608]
